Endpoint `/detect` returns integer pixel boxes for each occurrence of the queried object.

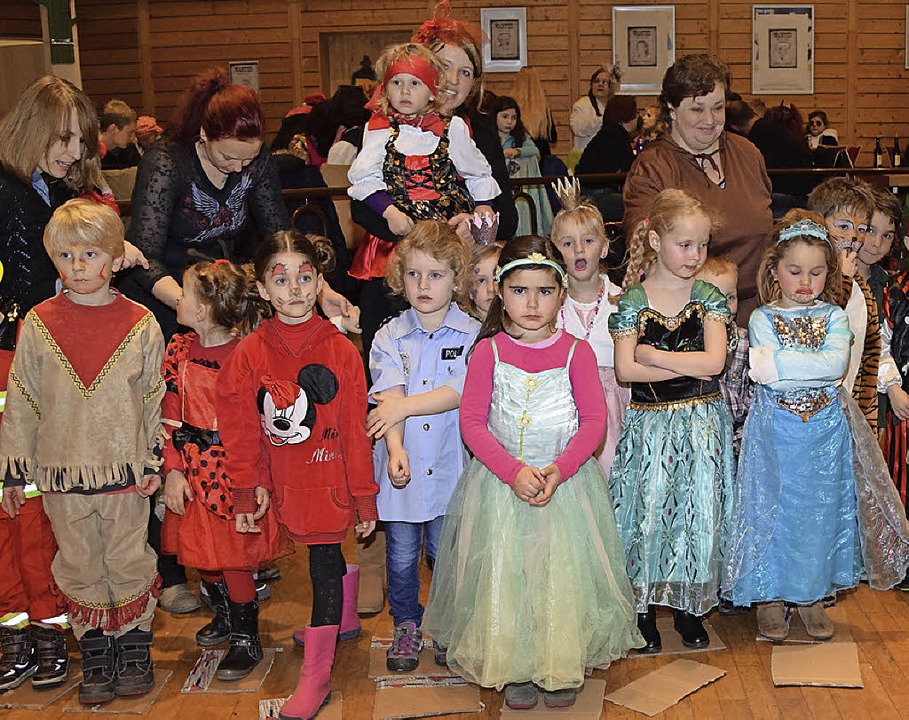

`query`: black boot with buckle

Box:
[78,629,116,704]
[196,580,231,647]
[216,599,262,681]
[114,628,154,697]
[0,626,36,691]
[31,625,69,687]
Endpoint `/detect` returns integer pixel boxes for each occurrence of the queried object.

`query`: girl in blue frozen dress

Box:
[609,189,734,653]
[722,210,909,641]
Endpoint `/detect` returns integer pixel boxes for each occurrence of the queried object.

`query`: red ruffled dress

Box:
[161,333,290,570]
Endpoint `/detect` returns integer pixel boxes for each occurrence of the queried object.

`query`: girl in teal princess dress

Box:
[609,189,734,653]
[424,235,641,711]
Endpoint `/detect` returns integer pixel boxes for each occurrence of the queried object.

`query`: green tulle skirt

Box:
[424,457,643,691]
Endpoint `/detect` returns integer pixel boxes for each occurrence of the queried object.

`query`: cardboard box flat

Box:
[771,641,863,688]
[369,637,460,681]
[500,678,606,719]
[605,659,725,716]
[180,647,277,693]
[62,669,171,714]
[259,692,342,720]
[626,617,725,659]
[372,681,482,720]
[0,674,80,710]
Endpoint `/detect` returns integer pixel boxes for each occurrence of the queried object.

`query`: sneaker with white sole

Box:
[386,622,422,672]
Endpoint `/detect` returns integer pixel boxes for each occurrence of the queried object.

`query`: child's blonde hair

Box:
[511,67,551,141]
[184,260,261,337]
[757,209,841,305]
[806,176,874,222]
[622,189,719,290]
[385,221,473,307]
[698,256,738,282]
[43,198,124,259]
[372,43,445,117]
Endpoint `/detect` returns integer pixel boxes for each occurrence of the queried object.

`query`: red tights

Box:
[199,570,256,604]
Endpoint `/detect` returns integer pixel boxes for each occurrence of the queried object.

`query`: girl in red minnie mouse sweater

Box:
[216,231,378,720]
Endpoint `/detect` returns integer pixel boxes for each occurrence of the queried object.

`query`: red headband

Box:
[384,55,440,95]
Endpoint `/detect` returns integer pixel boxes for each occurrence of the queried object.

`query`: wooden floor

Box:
[6,536,909,720]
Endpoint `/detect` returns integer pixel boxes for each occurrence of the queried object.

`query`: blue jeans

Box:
[385,517,444,627]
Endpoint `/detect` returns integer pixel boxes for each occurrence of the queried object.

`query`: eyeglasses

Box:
[808,120,824,127]
[593,78,611,85]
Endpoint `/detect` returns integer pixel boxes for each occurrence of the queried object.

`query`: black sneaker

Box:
[78,630,116,705]
[114,628,154,697]
[0,626,36,691]
[896,570,909,592]
[31,625,68,687]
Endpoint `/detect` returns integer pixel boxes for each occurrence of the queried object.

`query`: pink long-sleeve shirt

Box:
[459,330,607,486]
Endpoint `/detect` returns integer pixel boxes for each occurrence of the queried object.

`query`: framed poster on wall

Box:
[481,7,527,72]
[612,6,675,95]
[752,6,814,94]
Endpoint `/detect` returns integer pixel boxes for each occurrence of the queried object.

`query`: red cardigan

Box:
[216,314,378,544]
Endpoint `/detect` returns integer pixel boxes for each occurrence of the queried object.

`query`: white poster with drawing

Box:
[752,6,814,94]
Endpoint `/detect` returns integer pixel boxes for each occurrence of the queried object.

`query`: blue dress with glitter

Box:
[723,302,909,605]
[608,280,735,615]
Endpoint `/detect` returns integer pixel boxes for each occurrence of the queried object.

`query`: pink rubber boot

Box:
[292,565,361,647]
[279,625,338,720]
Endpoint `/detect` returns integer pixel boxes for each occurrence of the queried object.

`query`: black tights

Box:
[310,544,346,627]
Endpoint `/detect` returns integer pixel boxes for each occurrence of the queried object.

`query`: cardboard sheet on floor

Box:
[500,678,607,719]
[626,617,725,659]
[369,637,460,681]
[0,674,81,710]
[62,669,171,714]
[605,659,725,716]
[180,647,277,693]
[757,603,854,644]
[771,641,863,688]
[259,692,342,720]
[372,678,482,719]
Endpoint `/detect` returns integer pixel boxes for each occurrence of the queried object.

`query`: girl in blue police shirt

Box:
[366,221,479,673]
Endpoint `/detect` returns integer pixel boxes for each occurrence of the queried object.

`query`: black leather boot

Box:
[0,626,36,691]
[216,599,262,681]
[673,609,709,648]
[114,628,154,697]
[196,580,231,647]
[636,606,662,654]
[78,629,116,704]
[31,625,69,687]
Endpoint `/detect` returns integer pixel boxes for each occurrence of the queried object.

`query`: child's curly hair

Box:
[184,259,262,337]
[385,221,473,307]
[622,189,719,290]
[372,43,445,117]
[757,209,841,305]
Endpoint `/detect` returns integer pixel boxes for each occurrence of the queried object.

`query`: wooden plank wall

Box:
[72,0,908,166]
[0,1,42,39]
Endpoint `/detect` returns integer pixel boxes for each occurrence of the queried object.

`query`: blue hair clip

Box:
[776,219,831,246]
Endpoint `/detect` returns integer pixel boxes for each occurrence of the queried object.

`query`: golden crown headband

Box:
[495,252,567,285]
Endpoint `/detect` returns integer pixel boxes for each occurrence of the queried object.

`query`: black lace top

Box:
[125,141,289,292]
[0,163,78,315]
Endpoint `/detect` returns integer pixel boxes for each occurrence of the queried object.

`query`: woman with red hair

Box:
[123,69,290,341]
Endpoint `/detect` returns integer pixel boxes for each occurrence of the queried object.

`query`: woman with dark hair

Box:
[123,69,290,341]
[570,65,621,154]
[623,54,773,322]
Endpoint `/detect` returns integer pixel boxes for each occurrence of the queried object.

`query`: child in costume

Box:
[807,177,878,429]
[467,242,501,321]
[491,95,552,236]
[609,189,734,654]
[366,221,478,672]
[0,199,164,705]
[722,211,909,640]
[424,236,641,711]
[160,259,288,681]
[698,257,753,459]
[216,231,377,720]
[551,178,627,477]
[347,42,499,283]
